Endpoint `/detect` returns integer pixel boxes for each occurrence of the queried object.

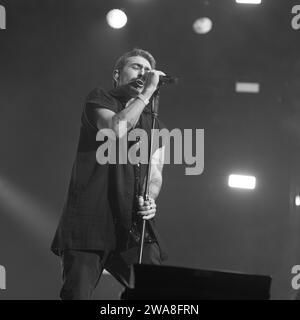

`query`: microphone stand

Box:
[138,88,160,264]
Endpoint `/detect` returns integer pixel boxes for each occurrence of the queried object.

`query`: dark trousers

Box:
[59,243,161,300]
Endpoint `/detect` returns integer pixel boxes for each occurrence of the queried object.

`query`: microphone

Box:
[129,75,178,89]
[158,75,178,86]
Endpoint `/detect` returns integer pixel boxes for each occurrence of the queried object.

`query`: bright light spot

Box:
[228,174,256,190]
[193,17,213,34]
[106,9,127,29]
[295,195,300,207]
[236,82,260,93]
[236,0,261,4]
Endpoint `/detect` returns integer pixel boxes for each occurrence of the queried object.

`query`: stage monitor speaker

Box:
[122,264,272,300]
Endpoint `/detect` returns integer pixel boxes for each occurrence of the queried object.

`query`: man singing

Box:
[51,48,168,300]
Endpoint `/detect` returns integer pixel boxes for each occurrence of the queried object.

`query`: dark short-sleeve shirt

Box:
[51,86,168,261]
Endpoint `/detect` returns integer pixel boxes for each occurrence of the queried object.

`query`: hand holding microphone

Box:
[132,70,178,92]
[143,70,167,93]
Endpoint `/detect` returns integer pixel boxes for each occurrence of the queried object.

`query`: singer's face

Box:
[116,56,152,91]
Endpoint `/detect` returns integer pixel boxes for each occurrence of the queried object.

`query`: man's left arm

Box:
[148,145,165,200]
[138,146,165,220]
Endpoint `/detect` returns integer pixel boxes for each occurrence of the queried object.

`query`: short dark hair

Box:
[113,48,156,87]
[114,48,156,72]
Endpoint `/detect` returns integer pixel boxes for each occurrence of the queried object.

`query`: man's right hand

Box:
[142,70,166,95]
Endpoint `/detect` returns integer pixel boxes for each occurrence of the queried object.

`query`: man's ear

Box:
[113,70,119,83]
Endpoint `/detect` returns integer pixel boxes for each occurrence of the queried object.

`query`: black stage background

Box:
[0,0,300,300]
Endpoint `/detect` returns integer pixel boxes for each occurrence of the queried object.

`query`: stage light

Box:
[236,82,260,93]
[228,174,256,190]
[106,9,127,29]
[295,195,300,207]
[193,17,213,34]
[236,0,261,4]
